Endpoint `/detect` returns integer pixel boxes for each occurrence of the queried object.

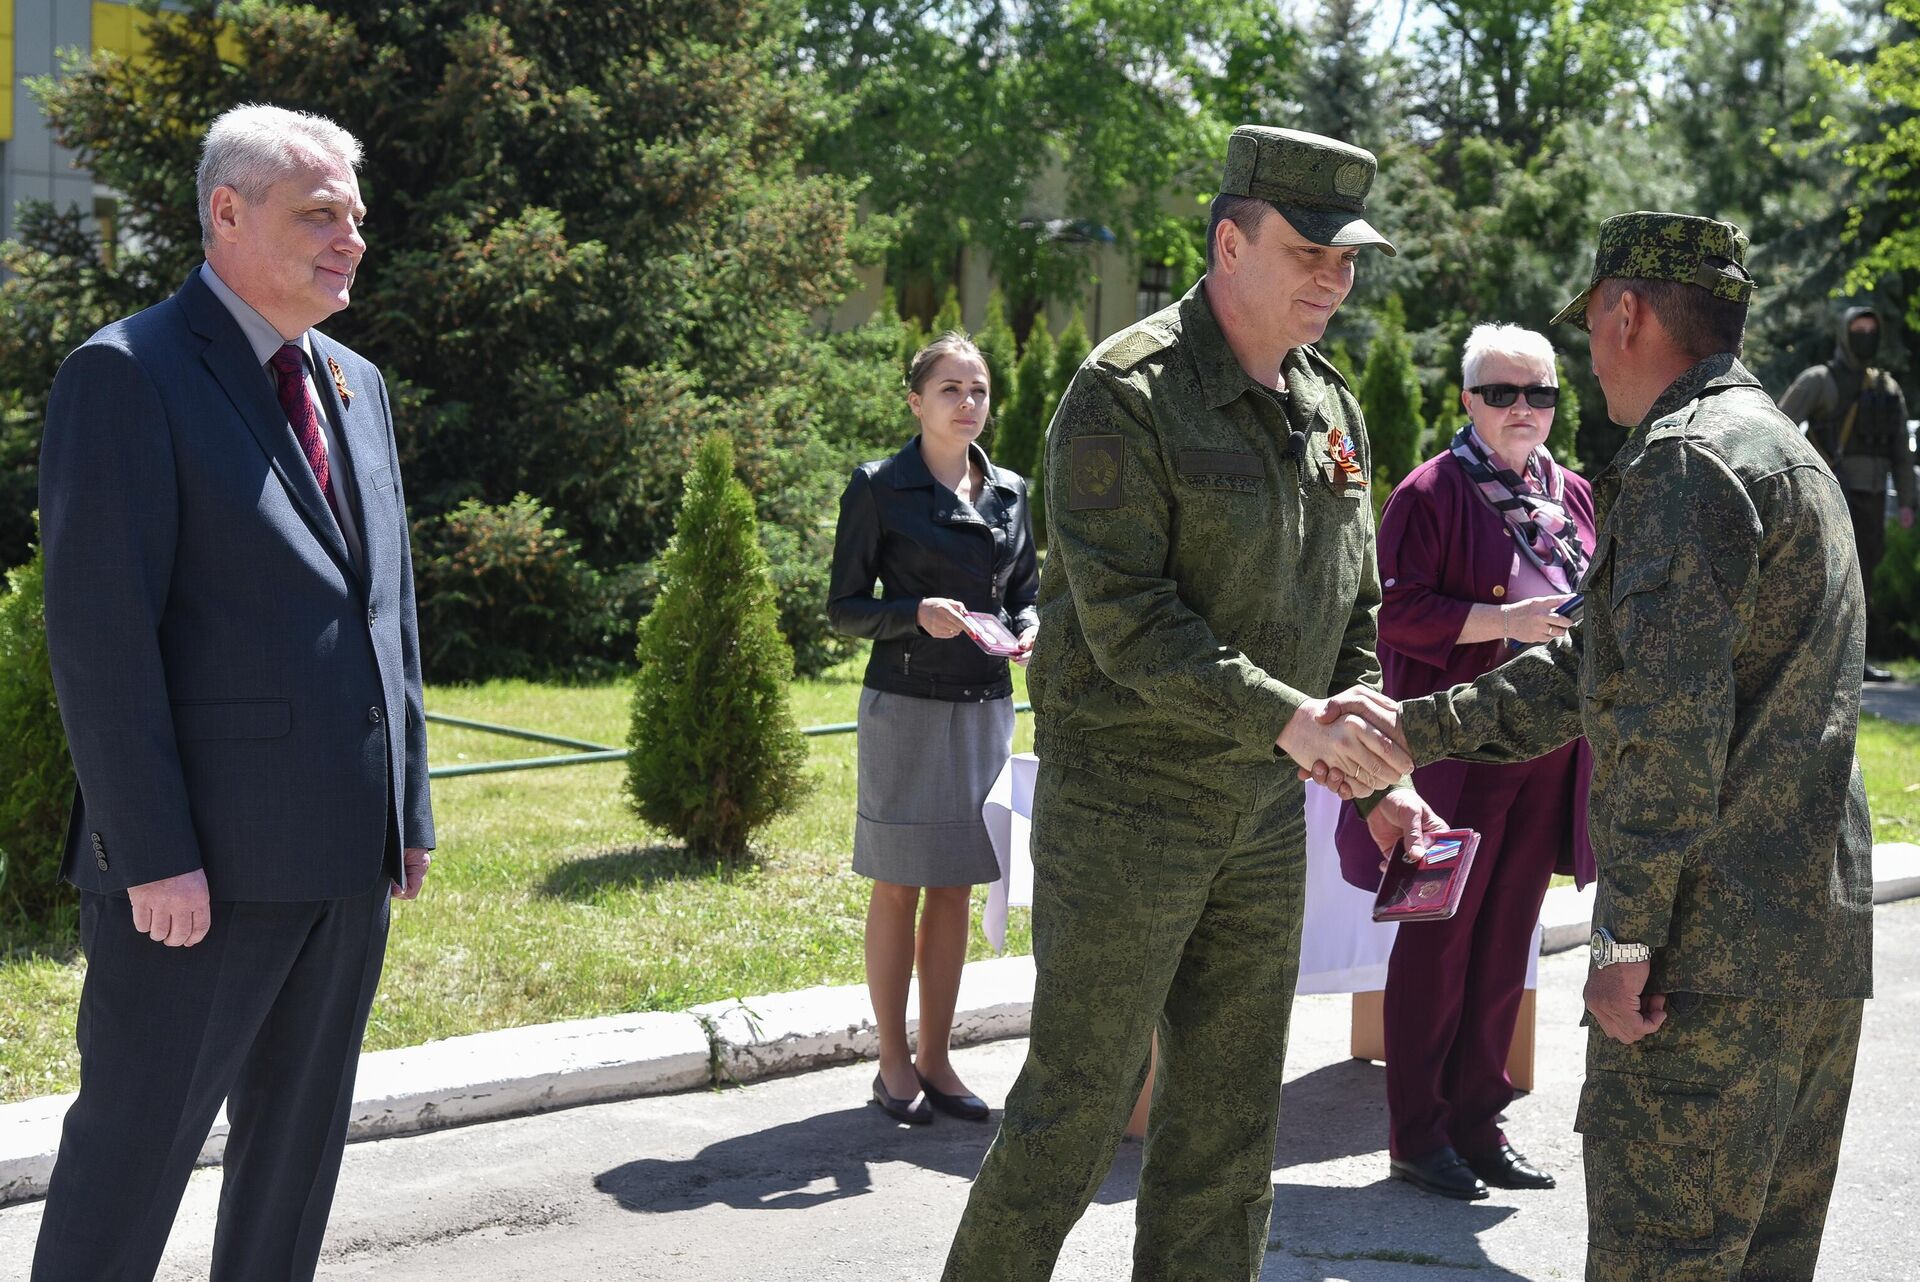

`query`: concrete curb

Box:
[693,954,1035,1086]
[4,844,1916,1206]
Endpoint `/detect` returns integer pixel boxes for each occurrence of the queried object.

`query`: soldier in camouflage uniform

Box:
[939,127,1426,1282]
[1347,213,1872,1281]
[1777,306,1915,681]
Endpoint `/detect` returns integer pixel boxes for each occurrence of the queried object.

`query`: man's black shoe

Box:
[1389,1146,1489,1201]
[1864,663,1897,683]
[1465,1142,1557,1190]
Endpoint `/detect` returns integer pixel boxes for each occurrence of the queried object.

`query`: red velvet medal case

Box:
[1372,828,1482,923]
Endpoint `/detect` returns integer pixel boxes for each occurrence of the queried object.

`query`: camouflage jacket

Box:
[1398,355,1873,1000]
[1027,280,1385,810]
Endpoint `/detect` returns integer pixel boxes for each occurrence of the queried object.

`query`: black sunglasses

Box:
[1469,383,1559,409]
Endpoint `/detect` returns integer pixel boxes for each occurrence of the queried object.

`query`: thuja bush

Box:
[626,433,811,864]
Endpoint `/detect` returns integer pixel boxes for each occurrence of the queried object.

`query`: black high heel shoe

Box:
[917,1070,990,1122]
[872,1072,933,1124]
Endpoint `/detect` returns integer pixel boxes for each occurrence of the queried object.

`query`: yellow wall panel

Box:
[93,2,242,67]
[2,0,15,142]
[92,2,132,60]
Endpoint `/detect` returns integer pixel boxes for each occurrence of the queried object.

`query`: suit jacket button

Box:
[1491,585,1507,598]
[95,855,109,871]
[368,706,384,725]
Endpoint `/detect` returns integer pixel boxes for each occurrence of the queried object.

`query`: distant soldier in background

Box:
[1778,305,1915,681]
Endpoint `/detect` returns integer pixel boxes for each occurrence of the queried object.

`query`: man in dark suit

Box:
[31,103,434,1280]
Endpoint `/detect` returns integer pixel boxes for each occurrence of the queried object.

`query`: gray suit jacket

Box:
[39,269,434,901]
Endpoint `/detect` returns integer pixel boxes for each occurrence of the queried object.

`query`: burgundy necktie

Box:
[269,343,342,527]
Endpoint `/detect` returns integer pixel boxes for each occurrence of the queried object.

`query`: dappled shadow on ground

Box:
[1269,1179,1528,1279]
[595,1103,998,1212]
[538,844,735,900]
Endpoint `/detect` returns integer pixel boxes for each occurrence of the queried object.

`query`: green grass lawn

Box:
[0,660,1035,1104]
[1859,714,1920,846]
[3,677,1916,1105]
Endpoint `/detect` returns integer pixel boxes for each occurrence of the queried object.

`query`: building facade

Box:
[1,0,191,244]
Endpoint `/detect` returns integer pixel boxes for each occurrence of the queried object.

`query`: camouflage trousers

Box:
[1576,991,1864,1282]
[941,761,1306,1282]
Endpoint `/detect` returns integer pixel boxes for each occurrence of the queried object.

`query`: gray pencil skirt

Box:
[853,686,1013,887]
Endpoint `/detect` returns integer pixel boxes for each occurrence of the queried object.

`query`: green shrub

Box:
[933,285,963,336]
[998,318,1056,479]
[1035,311,1093,545]
[1549,360,1583,473]
[627,433,812,864]
[1358,294,1426,489]
[0,539,75,935]
[1874,517,1920,658]
[976,290,1019,455]
[413,495,633,683]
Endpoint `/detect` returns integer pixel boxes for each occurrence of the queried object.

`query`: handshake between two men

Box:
[1275,687,1447,863]
[1273,686,1666,1049]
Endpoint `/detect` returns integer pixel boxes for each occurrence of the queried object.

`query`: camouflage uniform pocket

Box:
[1576,1068,1719,1248]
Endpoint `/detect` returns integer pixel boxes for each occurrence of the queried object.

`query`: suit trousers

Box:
[1577,992,1863,1282]
[942,762,1306,1282]
[1383,749,1575,1159]
[31,880,391,1282]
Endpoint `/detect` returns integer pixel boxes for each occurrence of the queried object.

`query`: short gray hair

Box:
[1461,322,1557,388]
[196,104,363,250]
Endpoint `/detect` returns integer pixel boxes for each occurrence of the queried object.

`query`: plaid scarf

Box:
[1448,423,1589,590]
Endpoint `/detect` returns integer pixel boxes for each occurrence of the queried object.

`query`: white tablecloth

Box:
[980,760,1537,993]
[981,753,1039,954]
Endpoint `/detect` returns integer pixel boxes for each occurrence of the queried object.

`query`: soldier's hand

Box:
[1314,686,1407,752]
[1584,960,1666,1045]
[1278,697,1412,797]
[1364,787,1448,856]
[1504,593,1579,645]
[1294,688,1407,797]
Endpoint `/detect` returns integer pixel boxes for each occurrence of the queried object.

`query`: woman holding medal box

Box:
[1335,323,1597,1200]
[827,331,1040,1125]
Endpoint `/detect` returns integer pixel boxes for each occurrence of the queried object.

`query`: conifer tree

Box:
[0,534,73,933]
[627,433,811,865]
[933,286,964,337]
[1033,311,1093,543]
[999,319,1056,479]
[975,290,1019,455]
[1358,295,1426,490]
[1548,363,1583,473]
[1325,338,1361,390]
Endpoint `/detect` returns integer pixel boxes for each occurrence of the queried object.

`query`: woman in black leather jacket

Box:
[827,331,1040,1125]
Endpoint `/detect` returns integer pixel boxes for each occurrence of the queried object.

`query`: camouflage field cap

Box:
[1220,125,1396,257]
[1551,211,1754,327]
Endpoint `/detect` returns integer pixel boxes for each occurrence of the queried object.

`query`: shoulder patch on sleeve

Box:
[1067,435,1125,510]
[1094,322,1175,374]
[1646,408,1696,437]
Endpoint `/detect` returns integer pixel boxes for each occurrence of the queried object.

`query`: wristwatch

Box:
[1590,927,1652,968]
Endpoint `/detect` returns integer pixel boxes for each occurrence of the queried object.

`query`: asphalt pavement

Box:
[3,899,1914,1281]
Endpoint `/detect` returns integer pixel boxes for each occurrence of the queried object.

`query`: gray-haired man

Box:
[32,103,433,1280]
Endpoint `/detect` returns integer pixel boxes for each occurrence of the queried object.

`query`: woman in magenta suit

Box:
[1336,323,1596,1201]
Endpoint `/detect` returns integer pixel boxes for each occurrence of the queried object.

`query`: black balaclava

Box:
[1836,305,1880,370]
